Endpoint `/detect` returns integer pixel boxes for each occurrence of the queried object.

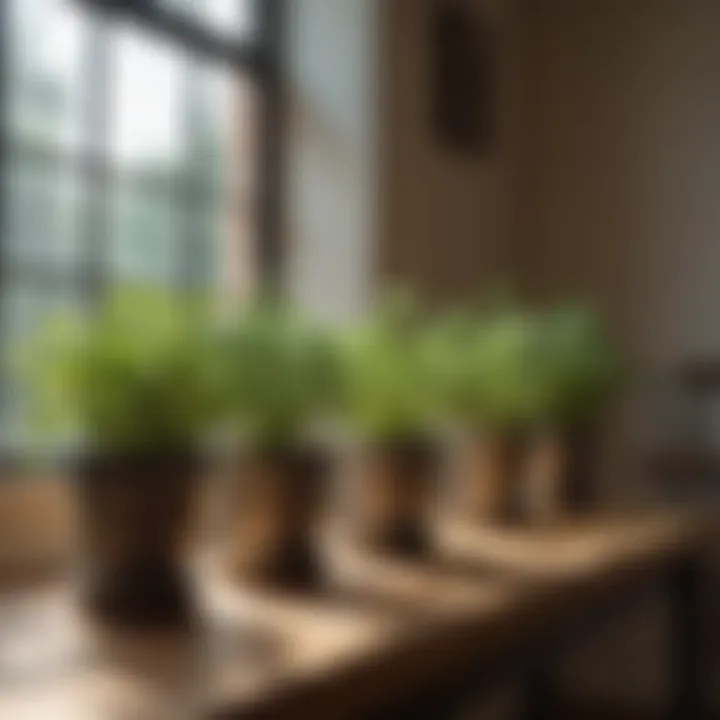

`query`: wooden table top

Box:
[0,510,712,720]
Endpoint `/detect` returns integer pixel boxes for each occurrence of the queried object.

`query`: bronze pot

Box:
[346,438,438,557]
[450,431,526,524]
[522,425,599,523]
[77,450,201,628]
[228,447,328,589]
[564,424,600,512]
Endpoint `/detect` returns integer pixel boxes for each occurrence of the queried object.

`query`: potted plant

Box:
[523,303,620,521]
[439,307,541,524]
[22,289,219,627]
[339,299,443,556]
[220,303,339,589]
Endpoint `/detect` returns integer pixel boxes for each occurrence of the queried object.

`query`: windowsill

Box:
[0,476,77,588]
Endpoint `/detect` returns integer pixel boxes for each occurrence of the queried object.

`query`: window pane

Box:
[183,65,257,297]
[109,22,188,171]
[6,0,88,149]
[183,202,225,288]
[0,285,85,450]
[1,0,263,453]
[1,285,83,353]
[158,0,256,41]
[3,155,83,269]
[108,184,182,285]
[185,64,251,199]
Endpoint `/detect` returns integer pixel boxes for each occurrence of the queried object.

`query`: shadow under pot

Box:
[228,447,327,590]
[77,451,201,629]
[522,425,600,524]
[452,431,526,524]
[347,438,438,558]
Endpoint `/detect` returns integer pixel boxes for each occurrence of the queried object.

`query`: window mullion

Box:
[178,51,196,290]
[254,0,286,292]
[80,12,113,304]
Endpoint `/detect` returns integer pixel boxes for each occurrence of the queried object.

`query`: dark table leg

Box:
[669,556,706,720]
[374,653,562,720]
[368,665,490,720]
[520,651,560,720]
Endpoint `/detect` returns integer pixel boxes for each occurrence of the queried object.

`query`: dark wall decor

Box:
[431,0,495,154]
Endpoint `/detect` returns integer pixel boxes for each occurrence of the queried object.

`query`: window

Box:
[158,0,257,42]
[1,0,280,453]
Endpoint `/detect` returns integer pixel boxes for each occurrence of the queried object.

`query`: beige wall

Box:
[519,0,720,361]
[379,0,720,502]
[379,0,524,305]
[514,0,720,707]
[515,0,720,501]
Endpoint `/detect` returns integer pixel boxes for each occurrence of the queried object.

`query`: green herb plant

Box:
[339,295,445,443]
[21,287,220,454]
[440,308,543,433]
[534,302,621,428]
[220,302,339,452]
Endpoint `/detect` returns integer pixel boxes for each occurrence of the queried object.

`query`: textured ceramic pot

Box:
[77,451,200,628]
[450,430,526,524]
[522,425,599,524]
[228,447,327,589]
[346,438,438,557]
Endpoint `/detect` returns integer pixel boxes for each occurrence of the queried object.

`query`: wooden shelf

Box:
[0,510,713,719]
